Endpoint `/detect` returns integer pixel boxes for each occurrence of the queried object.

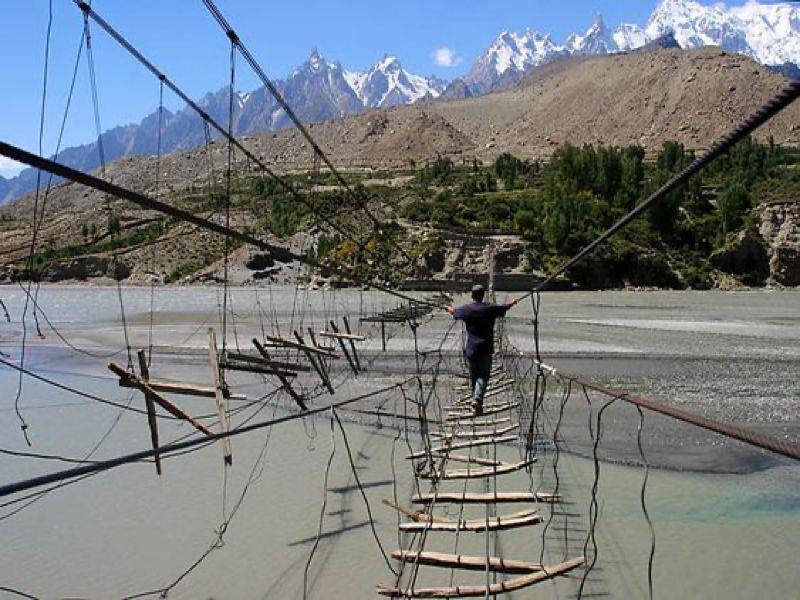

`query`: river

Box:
[0,285,798,598]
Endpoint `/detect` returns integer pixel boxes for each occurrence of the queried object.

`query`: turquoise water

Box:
[0,371,798,599]
[0,286,798,598]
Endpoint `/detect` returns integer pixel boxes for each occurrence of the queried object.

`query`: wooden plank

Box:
[406,435,519,459]
[420,460,533,480]
[398,509,541,533]
[137,350,162,476]
[253,338,307,411]
[297,330,334,394]
[376,556,585,597]
[208,329,232,466]
[265,334,338,358]
[108,362,213,436]
[391,551,542,574]
[412,491,563,505]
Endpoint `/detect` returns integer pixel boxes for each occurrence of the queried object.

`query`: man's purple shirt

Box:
[452,301,510,358]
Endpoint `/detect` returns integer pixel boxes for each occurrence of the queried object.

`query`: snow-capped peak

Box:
[346,55,446,108]
[645,0,800,65]
[464,1,800,96]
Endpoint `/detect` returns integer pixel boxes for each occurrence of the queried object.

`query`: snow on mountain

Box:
[346,55,446,108]
[612,23,648,52]
[462,29,566,94]
[645,0,800,66]
[459,1,800,97]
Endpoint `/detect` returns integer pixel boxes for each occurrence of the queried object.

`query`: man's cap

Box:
[471,284,485,294]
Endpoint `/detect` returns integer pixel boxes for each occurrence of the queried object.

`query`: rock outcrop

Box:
[758,200,800,286]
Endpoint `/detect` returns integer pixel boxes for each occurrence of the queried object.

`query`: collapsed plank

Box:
[377,556,585,598]
[208,329,233,466]
[406,435,519,459]
[412,491,563,504]
[398,509,541,533]
[117,375,247,400]
[109,362,213,436]
[318,331,366,342]
[391,550,542,574]
[253,339,308,411]
[420,459,533,480]
[225,351,311,373]
[265,335,338,358]
[136,350,162,476]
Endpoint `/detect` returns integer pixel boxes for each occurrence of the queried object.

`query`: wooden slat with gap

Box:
[446,402,520,421]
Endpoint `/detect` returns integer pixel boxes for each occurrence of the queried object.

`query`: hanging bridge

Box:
[1,1,799,598]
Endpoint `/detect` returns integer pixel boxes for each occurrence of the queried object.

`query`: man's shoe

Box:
[472,401,483,416]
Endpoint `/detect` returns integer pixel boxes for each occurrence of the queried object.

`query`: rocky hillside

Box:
[1,46,799,289]
[229,47,800,171]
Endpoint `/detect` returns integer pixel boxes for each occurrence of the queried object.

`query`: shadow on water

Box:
[327,479,393,494]
[287,521,370,547]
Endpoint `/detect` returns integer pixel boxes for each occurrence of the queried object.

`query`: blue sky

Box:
[0,0,787,177]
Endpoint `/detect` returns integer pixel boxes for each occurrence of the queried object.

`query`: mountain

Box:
[5,1,800,206]
[0,51,445,205]
[646,0,800,66]
[345,55,446,108]
[460,29,567,95]
[455,16,647,97]
[457,0,800,98]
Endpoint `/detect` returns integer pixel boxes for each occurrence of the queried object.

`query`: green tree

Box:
[717,182,750,234]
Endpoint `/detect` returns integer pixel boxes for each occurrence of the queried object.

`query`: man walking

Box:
[446,284,519,415]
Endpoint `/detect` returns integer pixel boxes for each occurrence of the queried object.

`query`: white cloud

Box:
[0,156,24,178]
[433,47,463,68]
